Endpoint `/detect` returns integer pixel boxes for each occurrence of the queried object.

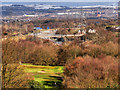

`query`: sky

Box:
[2,0,120,2]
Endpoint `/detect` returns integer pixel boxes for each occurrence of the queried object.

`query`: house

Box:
[88,29,96,33]
[78,30,86,34]
[23,14,38,17]
[82,30,86,34]
[116,26,120,30]
[78,24,86,27]
[78,30,81,34]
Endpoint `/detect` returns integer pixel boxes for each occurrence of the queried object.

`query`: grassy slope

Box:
[22,63,64,88]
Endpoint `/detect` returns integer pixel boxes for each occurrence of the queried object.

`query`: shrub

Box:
[85,42,118,58]
[102,42,118,57]
[27,46,58,66]
[63,56,118,88]
[2,64,33,88]
[29,80,45,89]
[2,40,22,64]
[57,44,84,65]
[85,44,103,58]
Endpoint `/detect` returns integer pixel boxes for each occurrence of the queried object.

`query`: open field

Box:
[22,63,64,88]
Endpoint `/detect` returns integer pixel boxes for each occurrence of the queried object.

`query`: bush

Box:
[2,64,33,88]
[85,42,118,58]
[2,40,22,64]
[85,44,103,58]
[63,56,118,88]
[57,44,84,66]
[27,46,58,66]
[29,80,45,89]
[102,42,118,57]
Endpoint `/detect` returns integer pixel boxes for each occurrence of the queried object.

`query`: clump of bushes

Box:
[2,64,33,88]
[57,44,84,66]
[85,42,118,58]
[2,38,118,66]
[27,45,58,66]
[63,56,118,88]
[29,80,45,89]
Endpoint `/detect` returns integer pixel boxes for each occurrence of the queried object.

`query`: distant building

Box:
[96,22,100,24]
[34,27,42,30]
[23,14,38,17]
[116,26,120,30]
[47,27,50,29]
[78,30,86,34]
[88,29,96,33]
[78,30,81,34]
[78,24,86,27]
[42,31,50,33]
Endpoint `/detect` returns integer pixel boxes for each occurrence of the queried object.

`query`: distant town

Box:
[2,4,118,21]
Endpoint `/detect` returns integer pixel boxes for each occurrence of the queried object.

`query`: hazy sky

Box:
[2,0,119,2]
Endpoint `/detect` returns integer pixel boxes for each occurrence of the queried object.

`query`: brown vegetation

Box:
[2,18,119,88]
[2,64,33,88]
[63,56,118,88]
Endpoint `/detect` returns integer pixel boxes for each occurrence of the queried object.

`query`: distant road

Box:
[32,32,85,38]
[37,34,85,38]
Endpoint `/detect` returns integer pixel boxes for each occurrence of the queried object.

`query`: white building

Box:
[116,26,120,30]
[78,30,86,34]
[88,29,96,33]
[23,14,38,17]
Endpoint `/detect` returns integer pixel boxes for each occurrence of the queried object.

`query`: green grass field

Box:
[22,63,64,88]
